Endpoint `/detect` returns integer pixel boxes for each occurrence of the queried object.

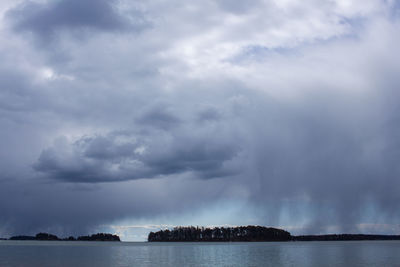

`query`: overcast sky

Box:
[1,0,400,241]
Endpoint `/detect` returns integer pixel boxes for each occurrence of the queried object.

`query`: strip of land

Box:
[148,226,400,242]
[2,226,399,242]
[3,233,120,241]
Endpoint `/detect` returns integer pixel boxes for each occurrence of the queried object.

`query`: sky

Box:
[0,0,400,241]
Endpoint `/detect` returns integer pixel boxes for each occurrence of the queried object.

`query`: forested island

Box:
[148,226,291,242]
[6,233,120,241]
[148,226,400,242]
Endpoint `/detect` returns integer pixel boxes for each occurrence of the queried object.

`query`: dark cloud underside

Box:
[7,0,147,42]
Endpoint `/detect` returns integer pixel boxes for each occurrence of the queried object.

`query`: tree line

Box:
[148,226,292,242]
[148,225,400,242]
[8,232,120,241]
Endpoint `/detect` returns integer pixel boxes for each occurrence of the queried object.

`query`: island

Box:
[8,233,120,241]
[148,226,292,242]
[148,226,400,242]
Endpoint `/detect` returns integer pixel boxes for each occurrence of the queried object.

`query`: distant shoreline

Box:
[293,234,400,241]
[148,226,400,242]
[2,227,400,242]
[145,235,400,242]
[2,233,120,242]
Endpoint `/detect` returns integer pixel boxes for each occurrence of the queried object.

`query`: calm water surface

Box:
[1,240,400,266]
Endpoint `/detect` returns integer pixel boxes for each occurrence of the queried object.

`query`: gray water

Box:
[1,240,400,267]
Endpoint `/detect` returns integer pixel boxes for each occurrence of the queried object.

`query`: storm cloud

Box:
[7,0,147,42]
[0,0,400,240]
[34,128,240,182]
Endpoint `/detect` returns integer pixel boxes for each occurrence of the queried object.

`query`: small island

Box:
[148,226,400,242]
[7,233,120,242]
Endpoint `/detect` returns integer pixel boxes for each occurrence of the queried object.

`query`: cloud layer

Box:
[8,0,147,42]
[0,0,400,239]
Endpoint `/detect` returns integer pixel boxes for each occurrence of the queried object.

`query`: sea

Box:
[1,240,399,266]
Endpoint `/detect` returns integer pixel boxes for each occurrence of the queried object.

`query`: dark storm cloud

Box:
[34,128,240,183]
[136,105,182,130]
[7,0,147,41]
[235,83,400,233]
[196,107,222,122]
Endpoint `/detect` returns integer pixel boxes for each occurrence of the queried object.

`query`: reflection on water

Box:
[1,240,399,266]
